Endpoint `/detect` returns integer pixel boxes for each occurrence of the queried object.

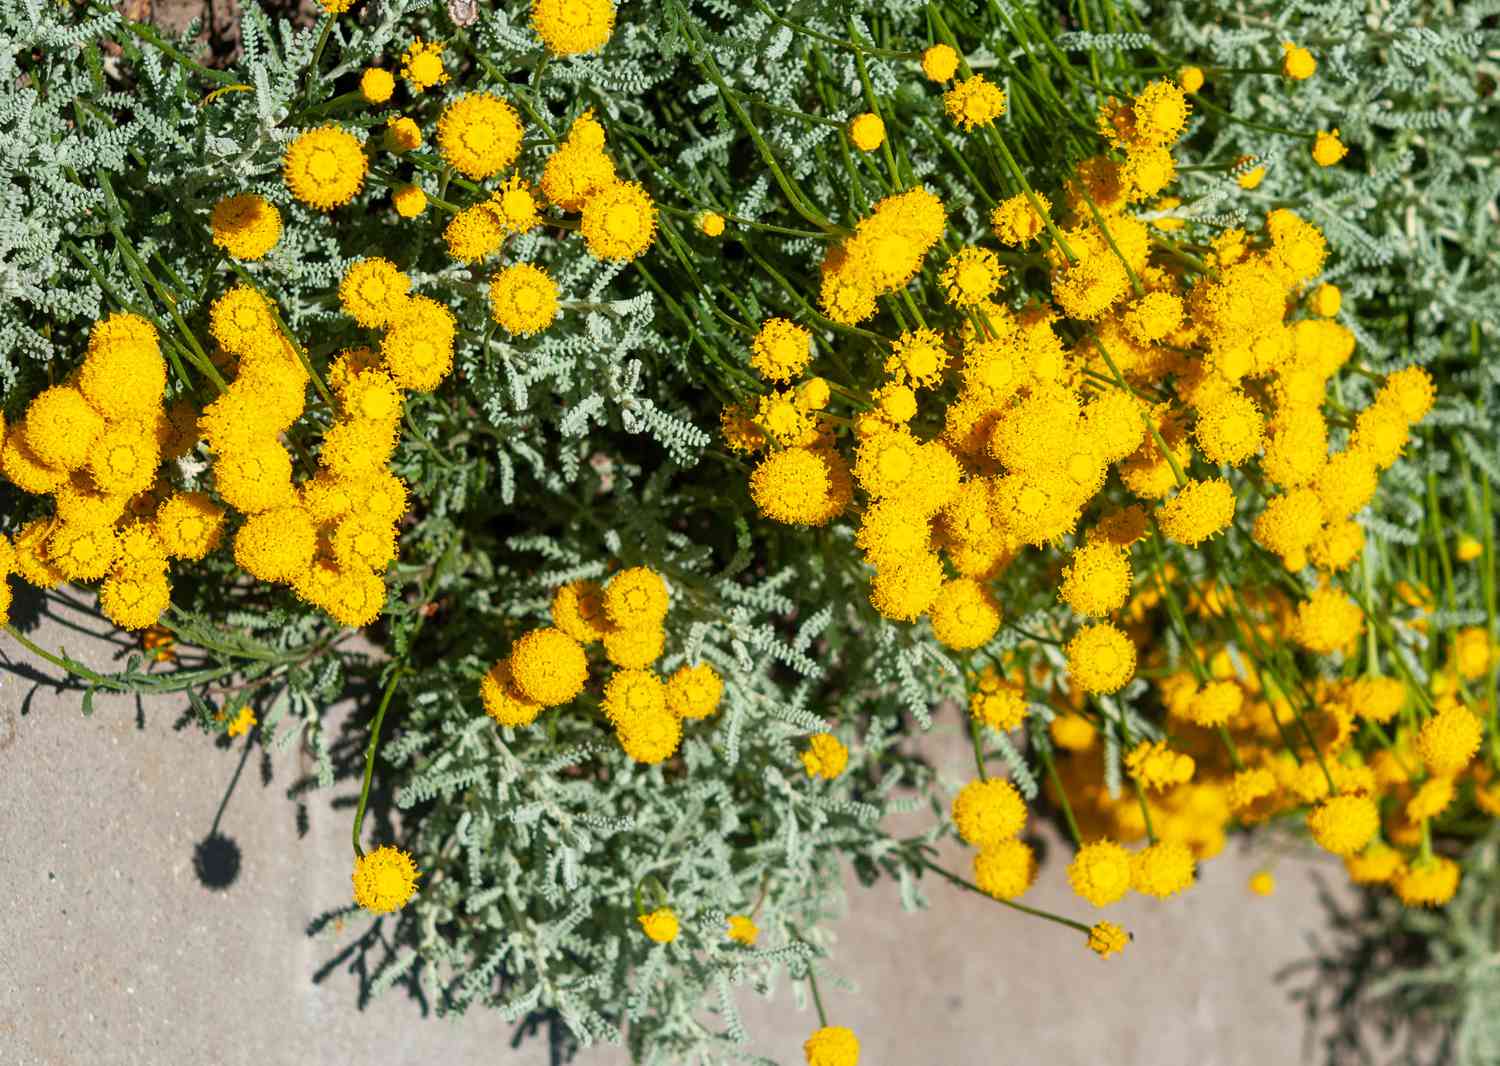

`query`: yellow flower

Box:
[638,907,678,943]
[47,522,119,581]
[1282,41,1317,81]
[665,663,723,720]
[990,191,1049,245]
[1065,622,1136,694]
[399,38,448,92]
[23,386,103,471]
[81,313,166,419]
[226,706,257,738]
[509,627,589,706]
[351,845,420,913]
[1178,66,1204,93]
[437,92,524,179]
[383,116,422,154]
[1069,841,1133,907]
[1059,541,1131,618]
[939,245,1004,307]
[489,263,559,336]
[604,566,670,629]
[602,624,664,670]
[974,838,1035,899]
[359,67,394,103]
[944,74,1006,130]
[804,1026,860,1066]
[479,660,542,728]
[531,0,616,56]
[614,689,680,760]
[1456,535,1483,563]
[952,778,1026,849]
[749,317,813,383]
[920,43,958,82]
[1130,80,1189,145]
[726,914,758,945]
[89,421,161,496]
[1312,128,1348,166]
[490,174,542,233]
[443,203,505,263]
[801,732,848,780]
[1130,841,1196,898]
[234,505,317,583]
[1417,704,1483,775]
[750,448,850,526]
[1157,478,1235,546]
[1292,587,1363,655]
[210,193,282,260]
[580,180,658,261]
[282,125,367,211]
[381,296,456,392]
[338,258,412,328]
[392,182,427,218]
[1087,921,1130,959]
[848,111,885,151]
[1307,794,1379,856]
[928,577,1001,650]
[698,210,725,237]
[1394,855,1460,907]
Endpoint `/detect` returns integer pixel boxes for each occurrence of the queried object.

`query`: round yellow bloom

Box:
[1346,842,1402,884]
[602,566,669,630]
[1417,704,1483,777]
[1407,776,1455,823]
[638,907,678,943]
[801,732,848,780]
[384,116,423,154]
[951,778,1026,849]
[991,191,1049,246]
[726,915,758,945]
[509,627,588,706]
[970,676,1027,733]
[234,505,316,583]
[437,92,524,180]
[382,296,456,392]
[698,211,725,237]
[99,566,171,630]
[944,74,1006,130]
[81,314,165,419]
[869,551,944,621]
[210,193,282,260]
[154,492,225,561]
[480,660,543,728]
[1248,871,1276,896]
[602,624,664,669]
[488,175,541,235]
[1,427,63,494]
[848,112,885,152]
[1125,739,1195,791]
[338,258,411,329]
[1157,478,1235,546]
[283,125,367,211]
[331,514,397,573]
[974,838,1035,900]
[541,139,617,212]
[359,67,394,104]
[352,845,419,914]
[1130,80,1189,145]
[1292,587,1363,654]
[580,180,657,261]
[1178,66,1204,93]
[1088,921,1130,959]
[1381,366,1437,424]
[749,318,812,383]
[1394,856,1459,907]
[47,522,119,581]
[444,204,505,263]
[1122,290,1183,344]
[23,386,103,471]
[212,439,294,513]
[920,43,958,82]
[665,663,722,719]
[1059,542,1131,618]
[88,422,160,496]
[399,39,448,92]
[1309,283,1341,318]
[1282,41,1317,80]
[1130,840,1196,898]
[939,246,1004,308]
[1311,128,1347,167]
[616,701,683,764]
[532,0,615,55]
[928,577,1001,650]
[804,1025,860,1066]
[1068,840,1132,907]
[751,447,851,526]
[1066,623,1136,694]
[489,263,559,336]
[392,182,427,217]
[1307,794,1379,856]
[551,579,609,643]
[600,668,667,730]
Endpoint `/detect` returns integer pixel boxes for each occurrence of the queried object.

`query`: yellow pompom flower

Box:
[600,668,666,729]
[1307,794,1379,856]
[234,505,316,583]
[801,732,848,780]
[580,180,657,261]
[100,567,171,630]
[665,663,722,719]
[1088,921,1130,959]
[638,907,678,943]
[969,673,1027,733]
[208,284,278,358]
[1311,128,1347,167]
[489,263,559,336]
[1066,623,1136,694]
[1130,80,1189,145]
[1068,840,1132,907]
[1059,542,1131,618]
[1380,365,1437,424]
[1417,704,1483,776]
[885,328,949,389]
[151,492,223,562]
[1195,392,1265,466]
[2,429,63,494]
[1157,478,1235,546]
[920,43,958,82]
[480,660,542,728]
[81,313,166,419]
[489,174,542,234]
[1125,739,1195,791]
[531,0,616,55]
[944,74,1006,130]
[698,211,726,237]
[939,246,1004,308]
[749,318,813,383]
[601,624,664,669]
[210,193,282,260]
[616,701,682,763]
[437,92,524,179]
[974,838,1036,900]
[225,706,257,738]
[89,422,160,497]
[1130,840,1196,898]
[47,522,119,581]
[382,296,456,392]
[399,38,448,92]
[551,579,609,643]
[869,551,945,621]
[283,125,367,211]
[848,112,885,152]
[928,577,1001,650]
[1248,871,1276,897]
[804,1025,860,1066]
[509,627,589,706]
[392,182,427,218]
[331,514,397,573]
[991,191,1050,246]
[1122,290,1183,344]
[1282,41,1317,80]
[359,67,394,104]
[726,915,758,946]
[1309,283,1341,318]
[383,116,423,154]
[1407,776,1455,822]
[23,386,103,471]
[1236,160,1267,189]
[1394,855,1460,907]
[1178,66,1205,93]
[952,778,1026,849]
[352,845,419,913]
[443,204,505,264]
[212,439,294,514]
[338,258,412,328]
[540,139,617,211]
[1292,587,1364,654]
[604,566,670,629]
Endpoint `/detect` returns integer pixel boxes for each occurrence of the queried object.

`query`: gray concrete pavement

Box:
[2,586,1361,1065]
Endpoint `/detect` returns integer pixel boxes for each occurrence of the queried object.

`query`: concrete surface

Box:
[2,586,1362,1066]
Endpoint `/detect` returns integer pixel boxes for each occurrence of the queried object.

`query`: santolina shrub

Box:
[0,0,1495,1062]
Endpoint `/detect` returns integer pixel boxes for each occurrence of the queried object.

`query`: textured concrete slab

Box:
[2,586,1353,1066]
